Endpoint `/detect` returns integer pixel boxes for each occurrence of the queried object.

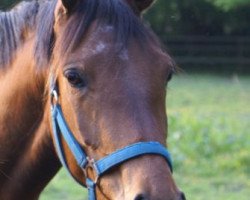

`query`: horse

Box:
[0,0,186,199]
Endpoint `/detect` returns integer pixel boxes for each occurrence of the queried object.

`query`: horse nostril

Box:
[134,194,146,200]
[180,192,186,200]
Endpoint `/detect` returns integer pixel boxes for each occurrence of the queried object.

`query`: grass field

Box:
[40,74,250,200]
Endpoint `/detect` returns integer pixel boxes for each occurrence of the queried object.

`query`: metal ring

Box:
[51,89,59,108]
[84,157,99,184]
[52,90,58,101]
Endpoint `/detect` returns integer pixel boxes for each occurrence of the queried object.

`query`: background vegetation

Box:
[144,0,250,36]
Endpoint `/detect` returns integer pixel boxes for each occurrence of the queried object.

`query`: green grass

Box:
[40,169,86,200]
[167,74,250,200]
[40,74,250,200]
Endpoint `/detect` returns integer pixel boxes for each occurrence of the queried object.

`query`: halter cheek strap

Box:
[50,87,173,200]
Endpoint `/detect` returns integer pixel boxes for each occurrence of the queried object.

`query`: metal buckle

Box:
[83,157,99,185]
[50,89,59,110]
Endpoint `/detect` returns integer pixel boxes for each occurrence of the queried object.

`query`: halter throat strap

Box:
[50,86,173,200]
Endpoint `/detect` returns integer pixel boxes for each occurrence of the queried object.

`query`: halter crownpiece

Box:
[50,80,173,200]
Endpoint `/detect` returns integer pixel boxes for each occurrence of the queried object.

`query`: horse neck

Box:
[0,34,60,200]
[0,115,60,200]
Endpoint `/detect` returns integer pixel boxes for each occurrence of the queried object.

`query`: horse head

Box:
[48,0,185,199]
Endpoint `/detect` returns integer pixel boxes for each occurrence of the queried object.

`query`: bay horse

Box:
[0,0,185,199]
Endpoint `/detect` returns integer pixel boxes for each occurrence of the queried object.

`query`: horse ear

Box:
[59,0,79,14]
[126,0,155,13]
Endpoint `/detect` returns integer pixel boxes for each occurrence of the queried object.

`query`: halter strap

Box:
[50,87,173,200]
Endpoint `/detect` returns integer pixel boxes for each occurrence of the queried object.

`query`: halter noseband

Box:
[50,80,173,200]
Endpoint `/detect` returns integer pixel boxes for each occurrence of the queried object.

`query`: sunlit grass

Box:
[40,168,86,200]
[167,74,250,200]
[40,74,250,200]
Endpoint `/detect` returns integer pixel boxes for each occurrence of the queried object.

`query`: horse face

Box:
[50,0,184,199]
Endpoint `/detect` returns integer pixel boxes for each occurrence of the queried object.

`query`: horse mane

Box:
[0,0,55,69]
[34,0,56,68]
[0,1,39,68]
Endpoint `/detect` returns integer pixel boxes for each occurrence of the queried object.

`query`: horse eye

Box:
[64,69,87,88]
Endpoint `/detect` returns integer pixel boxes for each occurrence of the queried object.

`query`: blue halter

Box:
[50,82,173,200]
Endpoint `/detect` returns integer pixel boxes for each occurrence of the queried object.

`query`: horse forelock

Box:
[57,0,158,56]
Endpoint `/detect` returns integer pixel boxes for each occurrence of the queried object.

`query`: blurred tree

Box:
[207,0,250,11]
[145,0,225,36]
[144,0,250,36]
[0,0,20,9]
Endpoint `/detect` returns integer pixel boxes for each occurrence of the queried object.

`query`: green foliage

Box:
[144,0,250,35]
[0,0,20,9]
[207,0,250,11]
[41,74,250,200]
